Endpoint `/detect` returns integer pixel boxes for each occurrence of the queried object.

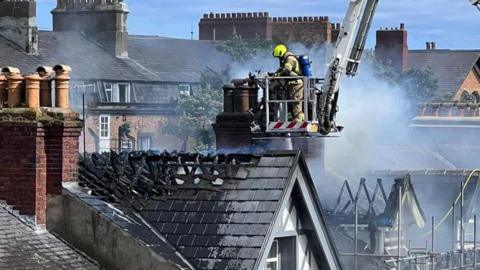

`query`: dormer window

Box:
[102,82,132,103]
[178,84,191,97]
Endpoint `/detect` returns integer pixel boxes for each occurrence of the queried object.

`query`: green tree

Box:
[163,68,225,152]
[397,68,439,102]
[364,50,440,103]
[215,36,275,63]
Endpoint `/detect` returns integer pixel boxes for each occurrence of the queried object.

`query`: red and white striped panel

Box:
[269,121,310,131]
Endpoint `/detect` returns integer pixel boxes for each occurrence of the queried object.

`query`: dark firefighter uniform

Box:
[271,45,305,122]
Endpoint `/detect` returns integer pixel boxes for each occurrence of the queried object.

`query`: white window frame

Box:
[104,83,131,103]
[99,115,110,139]
[138,134,152,151]
[121,139,133,152]
[104,83,113,102]
[117,83,131,103]
[266,240,279,270]
[178,84,191,97]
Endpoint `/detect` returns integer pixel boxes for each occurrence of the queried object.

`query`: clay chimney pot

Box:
[36,66,54,107]
[53,65,72,76]
[25,74,41,108]
[0,75,7,108]
[1,66,21,76]
[7,73,24,108]
[53,65,72,109]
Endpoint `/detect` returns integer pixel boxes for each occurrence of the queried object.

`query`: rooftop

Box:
[408,49,480,98]
[0,31,229,83]
[75,150,341,270]
[0,206,100,269]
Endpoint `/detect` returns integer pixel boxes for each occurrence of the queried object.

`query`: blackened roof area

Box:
[0,207,100,270]
[408,50,480,98]
[78,151,298,270]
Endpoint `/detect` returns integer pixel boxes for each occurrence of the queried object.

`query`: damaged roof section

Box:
[326,175,426,269]
[76,150,342,270]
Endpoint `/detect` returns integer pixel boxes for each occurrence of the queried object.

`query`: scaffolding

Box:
[334,172,480,270]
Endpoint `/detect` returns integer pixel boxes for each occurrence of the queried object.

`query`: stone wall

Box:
[0,0,38,54]
[52,0,129,57]
[47,188,181,270]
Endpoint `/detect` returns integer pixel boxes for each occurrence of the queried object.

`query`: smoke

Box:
[324,59,414,180]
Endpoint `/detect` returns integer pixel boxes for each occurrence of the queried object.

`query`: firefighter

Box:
[268,44,305,122]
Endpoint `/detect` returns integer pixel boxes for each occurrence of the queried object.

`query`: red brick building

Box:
[199,12,340,44]
[375,24,480,102]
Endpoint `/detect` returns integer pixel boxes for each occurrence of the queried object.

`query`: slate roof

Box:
[128,36,231,83]
[0,31,228,83]
[76,150,341,270]
[408,50,480,97]
[0,207,101,270]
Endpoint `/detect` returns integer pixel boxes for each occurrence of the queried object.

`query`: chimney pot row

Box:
[0,65,71,109]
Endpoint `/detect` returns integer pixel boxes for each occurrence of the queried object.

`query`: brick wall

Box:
[375,24,409,73]
[199,12,272,40]
[0,108,82,225]
[272,16,332,44]
[453,70,480,101]
[82,114,181,152]
[199,12,336,44]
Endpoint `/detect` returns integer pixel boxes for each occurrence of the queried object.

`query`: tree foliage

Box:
[215,36,275,63]
[363,50,440,103]
[163,68,226,152]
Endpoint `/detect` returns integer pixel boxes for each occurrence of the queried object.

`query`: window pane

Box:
[119,84,126,102]
[266,262,277,270]
[268,241,278,259]
[105,90,112,102]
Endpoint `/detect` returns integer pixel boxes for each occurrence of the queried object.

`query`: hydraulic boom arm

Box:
[318,0,379,135]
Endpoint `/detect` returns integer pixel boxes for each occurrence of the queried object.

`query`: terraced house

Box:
[0,0,229,153]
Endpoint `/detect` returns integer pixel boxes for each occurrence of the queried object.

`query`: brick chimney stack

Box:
[0,0,38,55]
[0,65,82,227]
[51,0,129,58]
[375,23,409,73]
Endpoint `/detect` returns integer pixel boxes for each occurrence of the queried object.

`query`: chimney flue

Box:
[0,0,38,55]
[426,42,431,50]
[400,23,405,30]
[431,42,436,50]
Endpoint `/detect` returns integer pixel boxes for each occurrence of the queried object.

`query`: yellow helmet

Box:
[273,44,287,58]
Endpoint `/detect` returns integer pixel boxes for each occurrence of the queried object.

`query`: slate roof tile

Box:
[408,50,480,97]
[78,151,304,270]
[0,208,100,269]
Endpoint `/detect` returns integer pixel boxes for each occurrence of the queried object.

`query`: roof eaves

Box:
[452,54,480,94]
[253,151,300,270]
[297,152,344,270]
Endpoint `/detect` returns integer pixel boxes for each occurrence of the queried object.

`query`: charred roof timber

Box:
[79,151,261,206]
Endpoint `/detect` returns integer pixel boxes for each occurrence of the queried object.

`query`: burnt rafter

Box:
[333,178,388,216]
[79,151,260,208]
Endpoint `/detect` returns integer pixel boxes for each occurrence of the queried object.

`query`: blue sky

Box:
[37,0,480,50]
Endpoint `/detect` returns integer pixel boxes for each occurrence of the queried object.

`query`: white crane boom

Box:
[318,0,379,135]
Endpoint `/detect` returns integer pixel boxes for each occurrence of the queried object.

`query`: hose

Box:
[420,169,480,238]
